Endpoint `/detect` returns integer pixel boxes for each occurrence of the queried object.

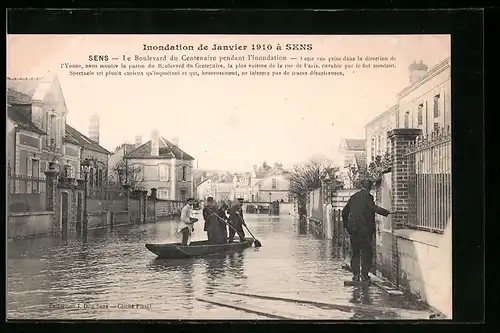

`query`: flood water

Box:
[7,214,429,320]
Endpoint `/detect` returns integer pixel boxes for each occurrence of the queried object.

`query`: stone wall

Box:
[8,212,55,239]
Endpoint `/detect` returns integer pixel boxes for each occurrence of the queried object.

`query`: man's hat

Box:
[207,197,214,202]
[237,198,244,201]
[360,179,373,189]
[186,197,194,202]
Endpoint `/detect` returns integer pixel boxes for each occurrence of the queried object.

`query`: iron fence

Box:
[406,126,452,233]
[8,173,47,213]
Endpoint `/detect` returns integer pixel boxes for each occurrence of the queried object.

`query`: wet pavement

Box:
[7,214,430,320]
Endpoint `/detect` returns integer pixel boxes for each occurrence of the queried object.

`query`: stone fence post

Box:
[142,190,148,223]
[150,188,157,221]
[388,128,421,285]
[45,164,59,235]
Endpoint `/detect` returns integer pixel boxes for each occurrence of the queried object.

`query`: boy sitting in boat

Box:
[178,198,198,246]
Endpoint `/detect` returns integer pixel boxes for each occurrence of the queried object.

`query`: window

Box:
[182,166,187,181]
[434,122,440,134]
[377,136,382,155]
[433,94,440,118]
[386,133,391,154]
[417,104,423,125]
[251,194,255,202]
[89,168,94,186]
[404,111,410,128]
[272,178,277,189]
[159,164,169,181]
[180,190,186,201]
[63,164,72,178]
[371,138,376,161]
[158,189,170,200]
[98,169,103,187]
[32,159,40,193]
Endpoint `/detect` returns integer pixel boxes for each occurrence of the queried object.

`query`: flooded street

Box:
[8,214,429,320]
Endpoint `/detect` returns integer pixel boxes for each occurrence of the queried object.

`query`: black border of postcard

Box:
[5,7,487,332]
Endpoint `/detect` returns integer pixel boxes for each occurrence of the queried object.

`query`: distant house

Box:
[365,105,398,166]
[250,162,291,202]
[214,173,236,202]
[233,172,252,201]
[196,177,215,200]
[339,138,366,189]
[122,130,195,201]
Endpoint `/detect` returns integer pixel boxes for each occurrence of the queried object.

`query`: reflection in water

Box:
[203,255,226,297]
[7,214,424,320]
[227,252,247,288]
[350,286,373,305]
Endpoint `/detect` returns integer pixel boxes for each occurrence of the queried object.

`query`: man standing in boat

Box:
[216,201,229,243]
[202,197,219,244]
[178,198,198,246]
[227,198,246,243]
[342,179,390,282]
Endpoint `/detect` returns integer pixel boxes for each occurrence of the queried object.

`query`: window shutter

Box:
[56,116,61,148]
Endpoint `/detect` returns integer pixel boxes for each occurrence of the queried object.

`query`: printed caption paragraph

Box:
[62,53,397,78]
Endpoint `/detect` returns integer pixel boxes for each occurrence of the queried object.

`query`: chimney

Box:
[135,135,142,148]
[151,129,159,156]
[409,59,428,84]
[89,114,100,144]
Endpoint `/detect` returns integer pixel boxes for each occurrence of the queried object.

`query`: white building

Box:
[365,105,398,166]
[339,139,366,189]
[397,58,451,135]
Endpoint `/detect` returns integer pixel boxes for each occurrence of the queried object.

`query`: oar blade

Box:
[254,239,262,247]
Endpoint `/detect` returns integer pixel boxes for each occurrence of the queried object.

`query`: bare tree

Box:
[346,164,363,189]
[366,153,392,185]
[105,160,145,190]
[288,157,344,201]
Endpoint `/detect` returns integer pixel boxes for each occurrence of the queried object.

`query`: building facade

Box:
[64,124,110,186]
[122,131,195,201]
[396,58,451,136]
[7,76,109,185]
[365,105,398,166]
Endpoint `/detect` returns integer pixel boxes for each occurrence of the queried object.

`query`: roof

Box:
[344,139,366,151]
[7,77,53,101]
[217,174,234,183]
[7,105,47,135]
[124,136,194,160]
[354,152,367,172]
[196,178,212,187]
[253,171,268,179]
[65,125,111,155]
[7,88,33,104]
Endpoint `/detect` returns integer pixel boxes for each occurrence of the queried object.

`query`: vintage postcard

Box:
[7,34,451,320]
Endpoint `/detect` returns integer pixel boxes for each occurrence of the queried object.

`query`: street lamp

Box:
[268,192,272,215]
[323,173,332,205]
[80,158,92,237]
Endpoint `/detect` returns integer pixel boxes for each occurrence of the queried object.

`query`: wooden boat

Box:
[145,238,254,258]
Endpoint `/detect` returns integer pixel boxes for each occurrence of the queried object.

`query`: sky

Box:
[7,34,450,171]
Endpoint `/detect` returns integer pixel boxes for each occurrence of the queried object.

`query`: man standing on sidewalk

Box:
[342,179,391,282]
